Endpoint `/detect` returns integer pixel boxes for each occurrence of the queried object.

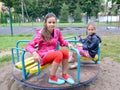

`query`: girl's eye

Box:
[88,29,94,31]
[48,22,52,24]
[48,22,55,24]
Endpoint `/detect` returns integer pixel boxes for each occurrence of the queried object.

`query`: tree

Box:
[0,0,103,23]
[112,0,120,4]
[59,3,69,23]
[73,3,82,22]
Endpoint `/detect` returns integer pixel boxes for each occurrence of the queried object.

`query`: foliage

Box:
[0,11,8,23]
[78,0,102,18]
[0,0,13,7]
[59,3,69,23]
[0,0,102,22]
[73,3,82,22]
[112,0,120,4]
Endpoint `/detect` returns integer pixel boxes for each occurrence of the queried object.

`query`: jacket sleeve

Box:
[26,35,40,54]
[83,36,99,50]
[57,30,69,46]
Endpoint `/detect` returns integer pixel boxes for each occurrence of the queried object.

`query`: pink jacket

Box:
[26,27,69,59]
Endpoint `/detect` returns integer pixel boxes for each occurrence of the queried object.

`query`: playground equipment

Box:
[11,36,100,90]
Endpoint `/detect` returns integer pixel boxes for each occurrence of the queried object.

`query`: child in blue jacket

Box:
[69,22,101,69]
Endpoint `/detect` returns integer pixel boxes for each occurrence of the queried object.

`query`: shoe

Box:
[69,62,78,69]
[68,56,74,63]
[48,78,65,84]
[64,78,75,84]
[62,74,75,84]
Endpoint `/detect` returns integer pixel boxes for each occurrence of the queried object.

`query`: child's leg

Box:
[59,48,69,74]
[43,50,65,84]
[59,48,75,84]
[69,45,92,69]
[68,52,74,63]
[69,52,78,69]
[43,51,63,75]
[73,52,78,62]
[43,48,74,84]
[76,46,91,58]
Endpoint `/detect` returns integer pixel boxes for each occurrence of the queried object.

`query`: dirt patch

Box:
[0,57,120,90]
[0,50,11,57]
[90,57,120,90]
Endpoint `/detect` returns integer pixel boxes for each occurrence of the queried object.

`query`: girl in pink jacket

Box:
[26,13,74,85]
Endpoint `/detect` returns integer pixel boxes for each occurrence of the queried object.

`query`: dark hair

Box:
[41,13,57,41]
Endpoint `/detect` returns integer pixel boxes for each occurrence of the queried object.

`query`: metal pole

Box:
[8,6,13,36]
[86,6,88,24]
[21,0,24,22]
[119,9,120,28]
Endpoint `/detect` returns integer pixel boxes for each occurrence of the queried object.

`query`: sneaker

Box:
[64,78,75,84]
[62,74,75,84]
[48,78,65,84]
[69,62,78,69]
[68,56,74,63]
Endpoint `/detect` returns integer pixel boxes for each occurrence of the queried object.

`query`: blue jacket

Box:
[82,33,101,58]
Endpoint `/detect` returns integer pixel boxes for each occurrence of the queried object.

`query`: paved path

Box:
[0,26,120,35]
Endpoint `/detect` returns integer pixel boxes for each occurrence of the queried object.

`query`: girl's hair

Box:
[41,13,57,41]
[87,22,96,30]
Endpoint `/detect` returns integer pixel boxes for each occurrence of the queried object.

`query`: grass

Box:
[100,34,120,62]
[0,34,32,63]
[1,22,86,27]
[0,32,120,63]
[0,34,32,50]
[0,55,11,62]
[1,22,118,27]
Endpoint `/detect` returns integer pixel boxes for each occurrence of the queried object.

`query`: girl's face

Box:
[45,17,56,33]
[87,25,96,35]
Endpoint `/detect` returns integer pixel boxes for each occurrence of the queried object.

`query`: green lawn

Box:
[0,34,32,50]
[100,34,120,62]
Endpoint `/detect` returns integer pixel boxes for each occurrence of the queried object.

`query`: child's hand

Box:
[77,35,82,41]
[32,51,41,62]
[76,43,83,47]
[68,43,73,49]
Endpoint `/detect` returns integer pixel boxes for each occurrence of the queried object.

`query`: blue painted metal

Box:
[65,36,76,40]
[11,40,41,80]
[65,36,77,45]
[11,47,29,80]
[93,44,101,64]
[36,62,40,75]
[56,42,60,50]
[21,50,27,80]
[16,40,30,62]
[11,47,26,65]
[70,47,81,82]
[81,71,99,85]
[11,48,15,65]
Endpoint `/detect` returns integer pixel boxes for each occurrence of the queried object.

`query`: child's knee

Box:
[60,48,69,59]
[54,51,63,63]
